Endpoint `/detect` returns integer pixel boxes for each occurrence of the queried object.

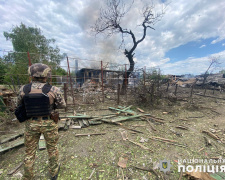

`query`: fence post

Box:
[27,51,32,83]
[101,61,104,103]
[190,84,194,97]
[213,86,215,94]
[67,57,75,106]
[117,84,120,105]
[143,66,146,86]
[64,83,68,112]
[125,64,127,101]
[175,84,178,96]
[166,82,169,92]
[204,87,207,96]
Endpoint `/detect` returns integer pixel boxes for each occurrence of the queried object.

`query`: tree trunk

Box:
[121,51,135,94]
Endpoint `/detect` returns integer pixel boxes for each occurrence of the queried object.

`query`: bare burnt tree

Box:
[93,0,165,94]
[203,56,221,85]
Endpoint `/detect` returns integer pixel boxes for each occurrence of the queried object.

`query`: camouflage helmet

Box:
[28,63,51,78]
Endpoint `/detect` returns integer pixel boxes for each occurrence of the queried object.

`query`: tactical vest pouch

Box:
[15,83,53,122]
[23,93,52,117]
[15,102,30,123]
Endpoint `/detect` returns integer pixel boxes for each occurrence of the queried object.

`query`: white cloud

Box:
[160,50,225,75]
[199,45,206,48]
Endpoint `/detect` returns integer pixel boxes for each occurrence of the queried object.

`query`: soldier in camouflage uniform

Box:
[17,63,66,180]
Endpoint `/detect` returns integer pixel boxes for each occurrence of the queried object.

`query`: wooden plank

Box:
[0,132,24,144]
[66,119,71,126]
[111,114,144,123]
[137,108,144,113]
[0,139,24,153]
[91,115,117,121]
[69,125,82,129]
[78,120,85,128]
[88,120,102,125]
[109,107,135,115]
[82,120,90,127]
[117,105,133,115]
[7,162,23,175]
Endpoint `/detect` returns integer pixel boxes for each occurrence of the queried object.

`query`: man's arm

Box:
[17,85,25,106]
[51,86,66,109]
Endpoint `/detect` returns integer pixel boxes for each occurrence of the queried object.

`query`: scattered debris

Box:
[185,170,216,180]
[149,136,187,148]
[202,130,220,140]
[88,168,96,180]
[120,130,128,141]
[132,166,160,179]
[109,107,136,115]
[139,137,148,143]
[175,125,189,130]
[111,114,144,123]
[204,136,212,146]
[150,136,177,143]
[137,108,144,113]
[146,119,157,131]
[128,139,152,151]
[69,125,82,129]
[198,147,205,152]
[170,129,183,137]
[118,156,128,168]
[75,132,106,137]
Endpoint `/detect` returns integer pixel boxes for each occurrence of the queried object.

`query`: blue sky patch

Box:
[165,37,225,63]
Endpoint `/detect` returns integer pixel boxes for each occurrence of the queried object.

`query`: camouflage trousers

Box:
[23,118,59,180]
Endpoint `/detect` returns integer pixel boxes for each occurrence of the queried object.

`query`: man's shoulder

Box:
[50,86,62,94]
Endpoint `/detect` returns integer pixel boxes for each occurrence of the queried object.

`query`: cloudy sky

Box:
[0,0,225,75]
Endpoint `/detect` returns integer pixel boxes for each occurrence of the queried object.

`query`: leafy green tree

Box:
[3,23,64,84]
[0,57,8,84]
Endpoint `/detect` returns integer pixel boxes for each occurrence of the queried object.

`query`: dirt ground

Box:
[0,87,225,180]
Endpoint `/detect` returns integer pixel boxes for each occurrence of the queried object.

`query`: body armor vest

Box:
[23,83,53,117]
